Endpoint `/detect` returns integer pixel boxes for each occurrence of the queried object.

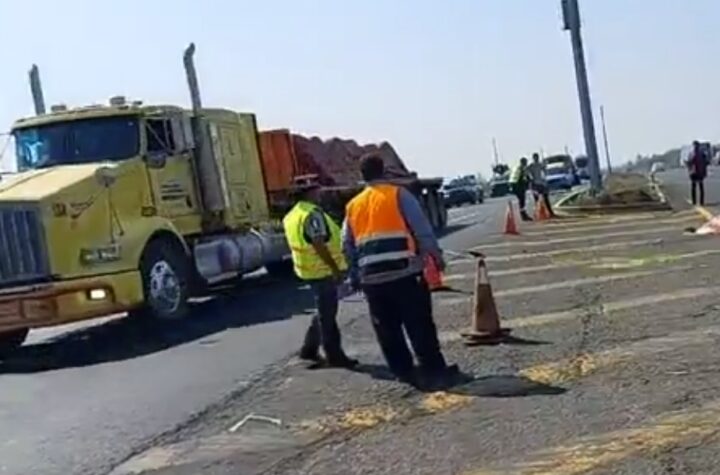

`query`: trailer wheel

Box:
[426,192,442,231]
[266,259,295,278]
[0,328,28,358]
[134,237,191,321]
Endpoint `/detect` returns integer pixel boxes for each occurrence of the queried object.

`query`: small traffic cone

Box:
[461,257,511,346]
[423,254,448,292]
[504,201,520,235]
[534,198,552,221]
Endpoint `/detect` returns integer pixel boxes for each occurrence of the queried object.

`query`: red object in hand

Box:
[424,254,444,291]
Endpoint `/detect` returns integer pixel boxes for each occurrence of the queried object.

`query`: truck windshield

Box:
[13,116,140,170]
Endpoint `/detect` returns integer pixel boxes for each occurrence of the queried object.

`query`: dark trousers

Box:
[363,274,447,378]
[690,175,705,206]
[512,183,528,211]
[301,279,345,360]
[532,184,555,215]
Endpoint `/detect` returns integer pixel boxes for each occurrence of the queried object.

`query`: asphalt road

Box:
[107,197,719,475]
[657,166,720,211]
[0,198,508,475]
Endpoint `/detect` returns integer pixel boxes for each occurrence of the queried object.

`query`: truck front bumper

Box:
[0,271,144,332]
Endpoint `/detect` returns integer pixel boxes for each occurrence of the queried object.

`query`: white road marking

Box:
[438,266,691,305]
[478,225,679,250]
[482,238,665,262]
[523,213,698,237]
[442,249,720,280]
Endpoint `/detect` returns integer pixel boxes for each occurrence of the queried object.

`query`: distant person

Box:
[527,153,556,218]
[343,154,458,389]
[283,177,358,369]
[685,141,709,206]
[509,157,532,221]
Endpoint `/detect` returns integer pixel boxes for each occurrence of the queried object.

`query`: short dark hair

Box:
[361,154,385,182]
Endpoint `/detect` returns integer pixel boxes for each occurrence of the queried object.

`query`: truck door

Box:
[144,115,200,222]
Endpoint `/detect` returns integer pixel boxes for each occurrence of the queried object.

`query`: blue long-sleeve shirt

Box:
[342,184,443,285]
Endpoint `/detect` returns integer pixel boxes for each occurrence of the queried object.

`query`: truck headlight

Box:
[80,244,121,264]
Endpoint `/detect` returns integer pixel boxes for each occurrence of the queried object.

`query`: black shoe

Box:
[419,364,461,390]
[326,356,359,369]
[520,212,533,222]
[299,347,322,362]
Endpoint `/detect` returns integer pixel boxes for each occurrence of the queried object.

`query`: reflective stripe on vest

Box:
[509,164,523,184]
[282,201,347,280]
[346,184,416,276]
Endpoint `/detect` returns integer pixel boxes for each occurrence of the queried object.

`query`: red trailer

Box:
[257,129,447,231]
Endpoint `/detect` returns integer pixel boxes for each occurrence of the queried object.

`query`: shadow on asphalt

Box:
[0,275,315,374]
[453,375,566,397]
[348,364,564,397]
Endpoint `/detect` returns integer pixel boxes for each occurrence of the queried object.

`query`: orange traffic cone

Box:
[423,254,448,292]
[534,197,551,221]
[461,257,511,345]
[504,201,520,235]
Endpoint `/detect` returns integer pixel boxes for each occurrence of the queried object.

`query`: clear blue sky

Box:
[1,0,718,177]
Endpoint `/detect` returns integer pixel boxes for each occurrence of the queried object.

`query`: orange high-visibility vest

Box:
[345,184,417,277]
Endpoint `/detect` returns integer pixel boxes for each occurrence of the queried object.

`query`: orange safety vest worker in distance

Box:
[345,184,417,280]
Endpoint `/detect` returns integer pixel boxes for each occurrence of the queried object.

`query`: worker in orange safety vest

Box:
[342,154,458,389]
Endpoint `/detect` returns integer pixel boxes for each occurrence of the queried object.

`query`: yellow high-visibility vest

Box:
[283,201,347,280]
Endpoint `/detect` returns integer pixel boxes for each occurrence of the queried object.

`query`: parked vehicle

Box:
[0,44,446,356]
[441,176,483,207]
[544,155,580,190]
[489,164,511,197]
[574,156,590,180]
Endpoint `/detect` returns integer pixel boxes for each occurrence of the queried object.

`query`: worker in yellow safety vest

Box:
[343,155,458,389]
[283,176,358,368]
[509,157,533,221]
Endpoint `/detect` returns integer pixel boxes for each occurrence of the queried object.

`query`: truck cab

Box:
[0,93,287,354]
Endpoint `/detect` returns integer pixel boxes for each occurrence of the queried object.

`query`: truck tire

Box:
[426,192,442,231]
[135,238,191,321]
[265,259,295,278]
[0,328,28,358]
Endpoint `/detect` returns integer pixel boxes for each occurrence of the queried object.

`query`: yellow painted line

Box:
[469,399,720,475]
[301,392,472,435]
[523,213,699,237]
[478,225,678,250]
[434,287,720,340]
[442,249,720,280]
[519,324,720,386]
[484,238,662,263]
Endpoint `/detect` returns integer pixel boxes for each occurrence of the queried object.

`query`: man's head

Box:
[693,140,701,151]
[532,153,540,163]
[360,154,385,182]
[520,157,528,167]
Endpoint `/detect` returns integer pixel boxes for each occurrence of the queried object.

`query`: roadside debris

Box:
[228,413,283,433]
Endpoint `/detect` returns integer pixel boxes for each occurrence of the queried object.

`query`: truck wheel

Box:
[266,259,295,278]
[136,238,191,321]
[426,192,442,231]
[438,196,448,230]
[0,328,28,358]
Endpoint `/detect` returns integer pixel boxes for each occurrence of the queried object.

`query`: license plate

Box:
[0,301,20,319]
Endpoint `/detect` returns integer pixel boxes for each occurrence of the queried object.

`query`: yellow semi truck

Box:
[0,44,290,354]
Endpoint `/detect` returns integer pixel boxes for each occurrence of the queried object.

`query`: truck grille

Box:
[0,207,49,288]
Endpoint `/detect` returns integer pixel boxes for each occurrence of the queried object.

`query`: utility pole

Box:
[600,105,612,174]
[562,0,602,192]
[492,137,500,165]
